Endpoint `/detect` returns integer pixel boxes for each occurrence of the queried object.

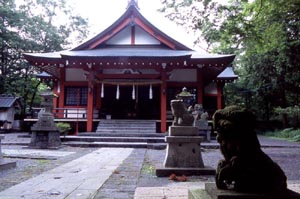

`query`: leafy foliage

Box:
[265,128,300,142]
[160,0,300,123]
[0,0,88,117]
[56,122,71,134]
[274,106,300,128]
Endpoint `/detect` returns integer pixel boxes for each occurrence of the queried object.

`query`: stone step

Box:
[98,121,156,125]
[96,127,156,131]
[97,125,156,129]
[95,129,156,134]
[62,141,166,150]
[96,119,157,134]
[78,133,165,137]
[62,136,165,143]
[98,119,156,123]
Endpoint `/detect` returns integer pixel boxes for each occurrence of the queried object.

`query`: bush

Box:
[265,128,300,142]
[56,122,71,134]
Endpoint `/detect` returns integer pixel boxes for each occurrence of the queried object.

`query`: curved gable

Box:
[72,4,192,51]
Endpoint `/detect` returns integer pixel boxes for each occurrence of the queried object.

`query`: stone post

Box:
[156,99,215,177]
[29,91,61,149]
[0,135,16,170]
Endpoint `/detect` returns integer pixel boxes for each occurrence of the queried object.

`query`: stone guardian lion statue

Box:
[213,106,287,193]
[170,100,194,126]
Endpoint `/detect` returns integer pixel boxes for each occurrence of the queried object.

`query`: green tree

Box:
[161,0,300,121]
[0,0,88,117]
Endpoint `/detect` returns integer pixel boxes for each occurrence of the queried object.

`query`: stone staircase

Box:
[62,120,166,149]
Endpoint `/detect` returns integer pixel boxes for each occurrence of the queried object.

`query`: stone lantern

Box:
[29,90,61,149]
[176,87,194,107]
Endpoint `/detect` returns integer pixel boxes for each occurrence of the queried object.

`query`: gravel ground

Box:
[1,133,300,197]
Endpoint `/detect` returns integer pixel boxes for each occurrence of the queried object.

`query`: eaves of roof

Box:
[61,48,194,58]
[0,96,19,108]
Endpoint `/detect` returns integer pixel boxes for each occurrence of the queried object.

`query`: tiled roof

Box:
[0,95,19,108]
[217,67,238,79]
[62,48,194,58]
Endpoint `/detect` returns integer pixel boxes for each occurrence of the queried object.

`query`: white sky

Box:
[72,0,162,36]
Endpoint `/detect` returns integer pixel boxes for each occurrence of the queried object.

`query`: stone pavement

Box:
[2,149,75,159]
[0,148,133,199]
[1,133,300,199]
[134,186,191,199]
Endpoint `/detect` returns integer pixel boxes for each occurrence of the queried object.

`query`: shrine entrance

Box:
[101,85,160,120]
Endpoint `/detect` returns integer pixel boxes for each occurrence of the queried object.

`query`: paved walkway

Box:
[0,148,133,199]
[1,133,300,199]
[2,149,75,159]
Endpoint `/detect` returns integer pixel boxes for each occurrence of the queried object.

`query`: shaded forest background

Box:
[0,0,88,118]
[161,0,300,128]
[0,0,299,129]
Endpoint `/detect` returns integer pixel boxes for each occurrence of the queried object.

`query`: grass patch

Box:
[141,163,155,175]
[37,159,50,164]
[264,128,300,142]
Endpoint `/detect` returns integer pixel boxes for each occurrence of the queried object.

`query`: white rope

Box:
[149,84,153,99]
[101,83,104,98]
[132,85,135,100]
[116,84,120,100]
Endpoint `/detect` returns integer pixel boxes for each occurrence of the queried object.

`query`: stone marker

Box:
[189,106,300,199]
[29,91,61,149]
[192,104,211,142]
[156,100,215,177]
[0,135,16,170]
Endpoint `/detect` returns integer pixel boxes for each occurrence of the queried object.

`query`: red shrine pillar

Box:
[53,82,58,113]
[57,68,65,118]
[86,71,95,132]
[160,69,167,133]
[197,68,204,104]
[217,82,225,109]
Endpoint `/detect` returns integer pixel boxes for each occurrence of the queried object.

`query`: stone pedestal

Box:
[29,112,61,149]
[0,135,16,170]
[29,91,61,149]
[156,126,215,177]
[188,183,300,199]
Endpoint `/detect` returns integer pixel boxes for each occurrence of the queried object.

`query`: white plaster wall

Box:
[106,26,160,45]
[66,68,87,81]
[103,69,159,74]
[204,82,217,95]
[135,26,160,45]
[106,26,131,45]
[0,108,14,123]
[168,69,197,82]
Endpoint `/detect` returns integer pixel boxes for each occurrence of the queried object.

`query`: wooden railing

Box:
[27,108,99,119]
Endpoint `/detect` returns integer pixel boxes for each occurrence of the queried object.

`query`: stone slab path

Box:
[2,149,75,159]
[0,148,133,199]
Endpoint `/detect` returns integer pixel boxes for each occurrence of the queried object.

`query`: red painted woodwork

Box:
[134,18,177,49]
[217,82,224,110]
[88,18,131,49]
[160,70,167,133]
[58,69,65,118]
[96,74,161,80]
[23,2,236,134]
[131,25,135,45]
[197,69,204,104]
[87,72,95,132]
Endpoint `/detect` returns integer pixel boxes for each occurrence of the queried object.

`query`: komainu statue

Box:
[213,106,287,193]
[170,100,194,126]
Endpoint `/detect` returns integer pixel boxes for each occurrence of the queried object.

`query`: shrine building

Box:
[23,0,237,133]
